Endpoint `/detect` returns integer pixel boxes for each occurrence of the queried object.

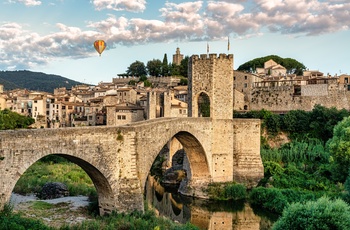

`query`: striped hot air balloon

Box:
[94,40,106,56]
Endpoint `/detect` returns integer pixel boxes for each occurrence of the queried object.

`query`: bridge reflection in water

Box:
[145,176,277,230]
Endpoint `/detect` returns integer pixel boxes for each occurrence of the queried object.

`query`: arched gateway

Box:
[0,54,263,214]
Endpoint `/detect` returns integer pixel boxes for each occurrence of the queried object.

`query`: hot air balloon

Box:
[94,40,106,56]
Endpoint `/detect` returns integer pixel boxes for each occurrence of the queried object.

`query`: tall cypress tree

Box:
[162,53,169,76]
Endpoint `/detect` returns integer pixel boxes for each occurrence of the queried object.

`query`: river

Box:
[145,176,278,230]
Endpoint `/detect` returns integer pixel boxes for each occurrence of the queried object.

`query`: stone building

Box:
[173,47,184,65]
[106,102,144,126]
[256,59,287,77]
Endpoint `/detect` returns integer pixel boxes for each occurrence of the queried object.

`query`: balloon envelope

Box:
[94,40,106,56]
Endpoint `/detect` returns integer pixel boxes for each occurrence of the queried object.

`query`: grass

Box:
[13,159,95,197]
[31,201,54,210]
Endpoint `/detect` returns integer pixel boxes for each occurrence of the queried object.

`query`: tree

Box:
[0,109,35,130]
[179,56,189,78]
[147,59,162,77]
[272,197,350,230]
[170,63,181,76]
[326,116,350,181]
[162,53,169,76]
[282,110,311,140]
[309,105,349,142]
[126,60,147,76]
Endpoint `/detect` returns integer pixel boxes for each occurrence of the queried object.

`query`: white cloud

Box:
[1,0,350,70]
[92,0,146,12]
[9,0,41,6]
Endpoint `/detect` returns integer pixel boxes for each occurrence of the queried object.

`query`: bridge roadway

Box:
[0,117,263,215]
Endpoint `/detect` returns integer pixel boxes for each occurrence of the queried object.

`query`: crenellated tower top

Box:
[188,53,234,119]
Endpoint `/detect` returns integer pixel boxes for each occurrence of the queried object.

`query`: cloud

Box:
[9,0,41,6]
[252,0,350,35]
[92,0,146,12]
[1,0,350,70]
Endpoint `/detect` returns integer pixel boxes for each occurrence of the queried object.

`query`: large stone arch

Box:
[136,119,212,198]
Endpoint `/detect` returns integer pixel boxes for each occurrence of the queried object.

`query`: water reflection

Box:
[145,176,277,230]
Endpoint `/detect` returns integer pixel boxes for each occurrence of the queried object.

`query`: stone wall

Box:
[232,119,263,188]
[250,81,350,111]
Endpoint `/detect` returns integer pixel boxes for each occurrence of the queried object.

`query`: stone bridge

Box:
[0,53,264,214]
[0,117,262,214]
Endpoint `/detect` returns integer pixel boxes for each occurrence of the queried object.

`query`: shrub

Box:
[249,187,288,213]
[207,182,247,200]
[344,170,350,203]
[272,197,350,230]
[224,184,247,200]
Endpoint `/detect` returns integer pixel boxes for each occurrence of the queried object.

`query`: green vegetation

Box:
[234,105,350,142]
[0,109,35,130]
[237,105,350,229]
[207,182,247,201]
[126,60,147,77]
[124,55,189,78]
[272,197,350,230]
[327,116,350,182]
[237,55,306,75]
[1,207,198,230]
[13,155,95,196]
[0,70,83,92]
[59,210,198,230]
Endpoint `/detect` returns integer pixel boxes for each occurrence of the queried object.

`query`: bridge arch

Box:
[143,129,211,197]
[10,153,115,215]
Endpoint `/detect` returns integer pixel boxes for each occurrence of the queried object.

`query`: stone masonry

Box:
[0,53,263,214]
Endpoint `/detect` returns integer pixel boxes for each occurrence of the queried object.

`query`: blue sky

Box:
[0,0,349,85]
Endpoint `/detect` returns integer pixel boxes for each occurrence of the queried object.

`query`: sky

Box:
[0,0,349,85]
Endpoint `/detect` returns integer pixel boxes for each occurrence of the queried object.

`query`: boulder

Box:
[39,182,69,199]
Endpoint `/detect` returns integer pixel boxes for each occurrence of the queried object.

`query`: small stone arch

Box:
[11,154,115,216]
[193,91,211,117]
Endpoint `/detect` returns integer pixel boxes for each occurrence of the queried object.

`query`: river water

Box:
[145,176,278,230]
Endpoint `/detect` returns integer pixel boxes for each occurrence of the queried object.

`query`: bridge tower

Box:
[188,53,234,119]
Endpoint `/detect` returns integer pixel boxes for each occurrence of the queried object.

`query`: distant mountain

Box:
[0,70,85,93]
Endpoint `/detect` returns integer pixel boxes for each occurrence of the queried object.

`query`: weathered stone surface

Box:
[0,53,264,215]
[39,182,69,200]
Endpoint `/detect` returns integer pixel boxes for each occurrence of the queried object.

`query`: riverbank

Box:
[10,193,92,228]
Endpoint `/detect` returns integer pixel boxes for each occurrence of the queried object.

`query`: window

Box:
[244,83,248,88]
[244,76,247,80]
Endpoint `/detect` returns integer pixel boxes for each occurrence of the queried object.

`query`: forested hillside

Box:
[0,70,84,93]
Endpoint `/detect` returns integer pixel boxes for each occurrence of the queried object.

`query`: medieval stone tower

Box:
[188,53,234,119]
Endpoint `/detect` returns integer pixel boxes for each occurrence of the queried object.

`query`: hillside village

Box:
[0,49,349,129]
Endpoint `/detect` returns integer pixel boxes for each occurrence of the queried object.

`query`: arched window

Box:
[197,92,210,117]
